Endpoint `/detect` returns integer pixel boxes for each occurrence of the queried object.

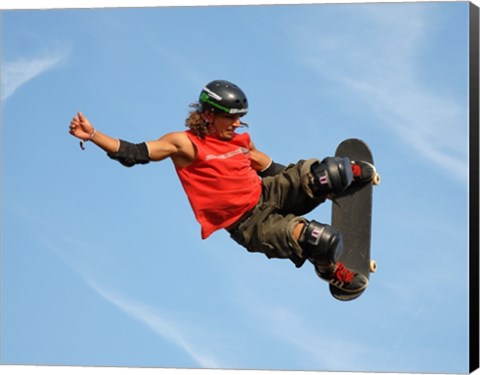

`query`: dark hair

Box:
[185,103,209,139]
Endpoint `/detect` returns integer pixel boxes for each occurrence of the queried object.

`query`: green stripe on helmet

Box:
[200,93,232,113]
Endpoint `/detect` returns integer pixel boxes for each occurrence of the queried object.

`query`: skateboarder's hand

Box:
[69,112,95,141]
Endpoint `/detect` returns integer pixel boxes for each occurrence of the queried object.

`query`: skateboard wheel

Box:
[370,260,377,273]
[373,173,381,185]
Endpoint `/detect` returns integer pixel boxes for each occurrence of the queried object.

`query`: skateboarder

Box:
[69,80,374,296]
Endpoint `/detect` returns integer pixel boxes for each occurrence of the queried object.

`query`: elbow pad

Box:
[257,160,286,178]
[108,140,151,167]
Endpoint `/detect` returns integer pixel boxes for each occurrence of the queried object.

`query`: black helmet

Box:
[199,80,248,116]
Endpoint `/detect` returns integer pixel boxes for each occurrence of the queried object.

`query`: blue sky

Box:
[1,1,477,374]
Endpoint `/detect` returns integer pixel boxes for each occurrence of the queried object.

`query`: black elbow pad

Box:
[108,140,150,167]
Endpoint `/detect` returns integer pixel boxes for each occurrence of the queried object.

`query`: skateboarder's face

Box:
[210,113,242,140]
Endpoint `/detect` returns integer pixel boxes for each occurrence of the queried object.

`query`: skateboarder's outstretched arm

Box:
[69,112,196,167]
[69,112,285,174]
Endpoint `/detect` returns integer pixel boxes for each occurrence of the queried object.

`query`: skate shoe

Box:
[315,262,368,294]
[351,160,377,184]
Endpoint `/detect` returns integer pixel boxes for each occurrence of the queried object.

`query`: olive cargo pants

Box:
[227,159,326,266]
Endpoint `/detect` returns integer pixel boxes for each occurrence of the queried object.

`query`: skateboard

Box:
[329,138,380,301]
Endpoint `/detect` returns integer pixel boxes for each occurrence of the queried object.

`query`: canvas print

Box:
[1,1,478,374]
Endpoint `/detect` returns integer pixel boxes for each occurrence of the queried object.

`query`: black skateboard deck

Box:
[329,139,379,301]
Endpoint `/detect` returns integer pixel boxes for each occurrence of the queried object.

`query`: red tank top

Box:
[175,130,262,239]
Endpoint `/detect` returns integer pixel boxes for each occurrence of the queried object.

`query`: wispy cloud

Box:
[293,5,468,182]
[1,46,70,101]
[83,276,222,369]
[23,213,223,369]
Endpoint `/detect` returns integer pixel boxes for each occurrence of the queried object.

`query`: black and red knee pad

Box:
[309,156,353,196]
[298,220,344,266]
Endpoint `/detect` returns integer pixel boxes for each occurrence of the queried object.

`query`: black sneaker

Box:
[351,160,377,184]
[315,262,368,294]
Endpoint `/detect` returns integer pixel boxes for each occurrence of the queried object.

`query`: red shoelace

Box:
[351,163,362,178]
[333,262,354,283]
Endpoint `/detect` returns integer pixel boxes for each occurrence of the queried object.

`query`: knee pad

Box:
[298,220,344,264]
[309,156,353,196]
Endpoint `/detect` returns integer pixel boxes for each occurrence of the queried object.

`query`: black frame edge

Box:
[470,1,480,373]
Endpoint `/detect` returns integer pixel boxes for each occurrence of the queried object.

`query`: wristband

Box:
[257,159,286,178]
[88,129,96,140]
